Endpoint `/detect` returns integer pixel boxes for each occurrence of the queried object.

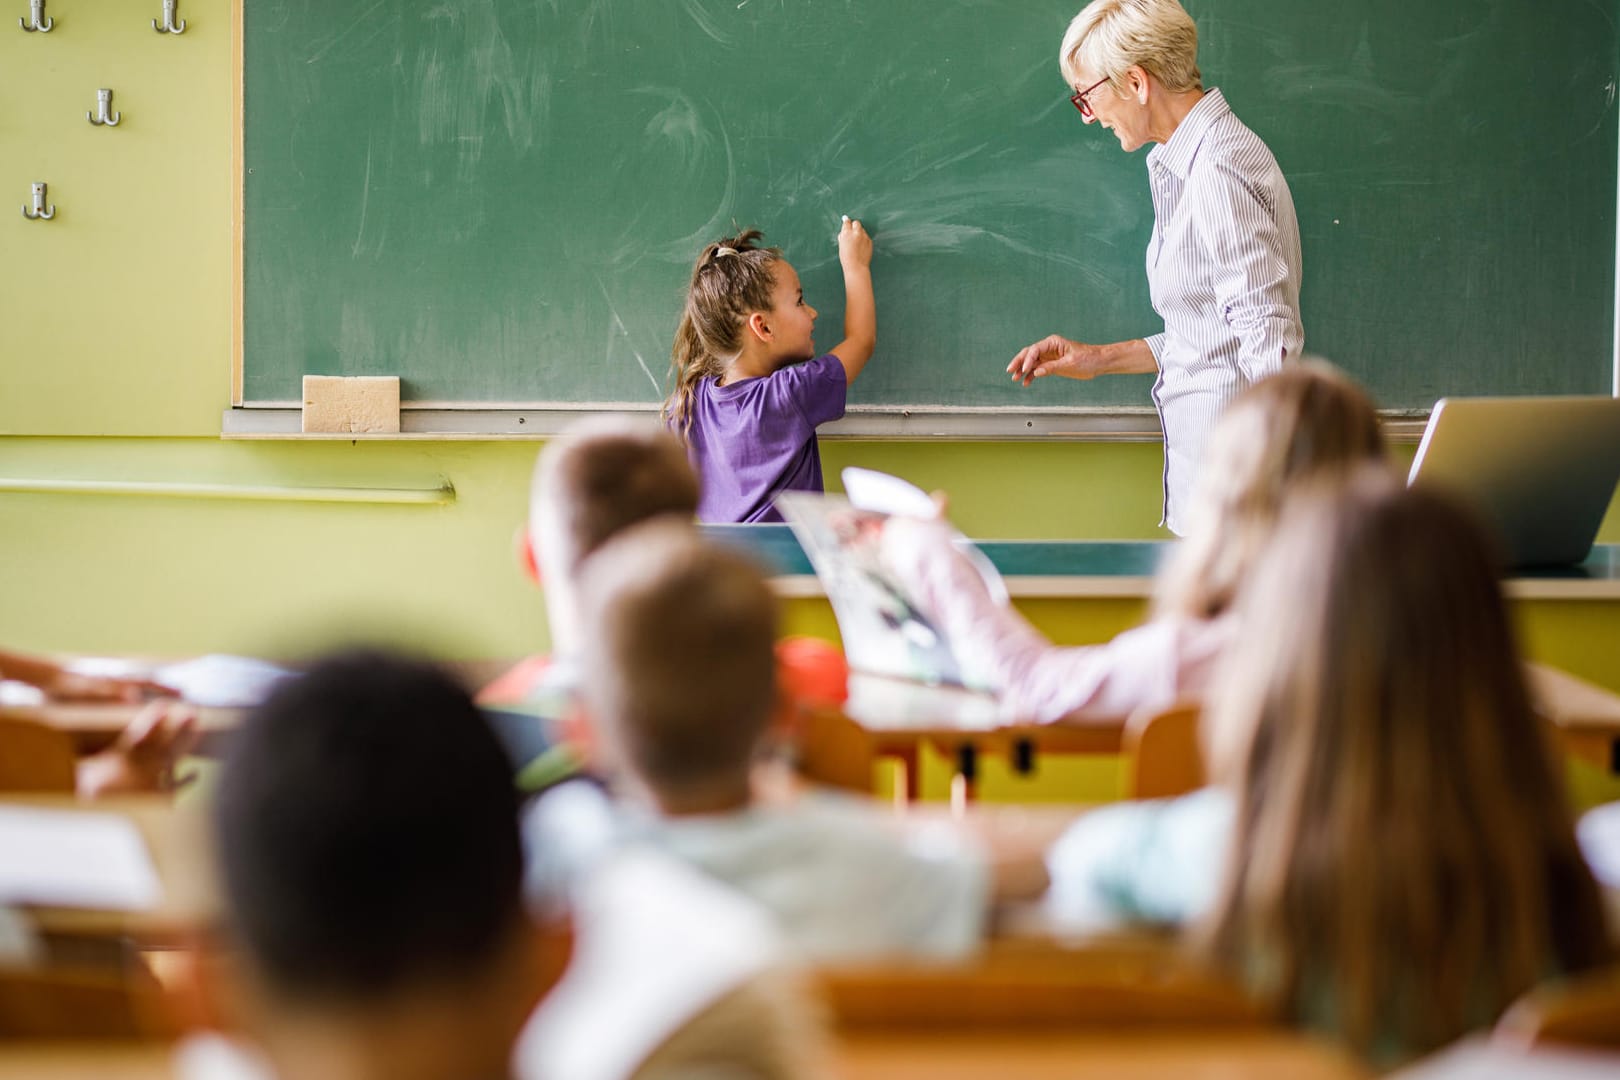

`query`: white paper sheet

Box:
[153,654,293,708]
[0,806,163,910]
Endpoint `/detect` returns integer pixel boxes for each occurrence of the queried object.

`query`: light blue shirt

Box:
[1043,786,1234,934]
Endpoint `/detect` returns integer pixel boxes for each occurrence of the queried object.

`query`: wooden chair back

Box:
[0,965,175,1040]
[1123,701,1205,800]
[0,716,77,793]
[1495,967,1620,1051]
[814,936,1267,1032]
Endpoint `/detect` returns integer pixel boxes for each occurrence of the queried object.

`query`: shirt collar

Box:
[1146,87,1229,179]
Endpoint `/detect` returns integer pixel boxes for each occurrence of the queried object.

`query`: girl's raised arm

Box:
[830,216,876,382]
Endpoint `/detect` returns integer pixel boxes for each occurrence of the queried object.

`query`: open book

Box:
[776,468,1008,691]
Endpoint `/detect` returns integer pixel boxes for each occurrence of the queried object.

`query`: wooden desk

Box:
[0,1044,171,1080]
[1528,664,1620,774]
[832,1031,1368,1079]
[0,1034,1369,1080]
[804,661,1620,800]
[801,673,1127,799]
[4,796,216,943]
[0,659,515,755]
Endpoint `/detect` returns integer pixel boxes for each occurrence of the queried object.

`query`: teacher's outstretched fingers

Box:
[1008,335,1094,386]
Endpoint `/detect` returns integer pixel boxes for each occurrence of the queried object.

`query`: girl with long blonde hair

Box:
[1199,471,1612,1061]
[881,360,1385,724]
[1046,471,1612,1062]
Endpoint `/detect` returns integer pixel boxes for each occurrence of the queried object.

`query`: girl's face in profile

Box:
[761,261,818,364]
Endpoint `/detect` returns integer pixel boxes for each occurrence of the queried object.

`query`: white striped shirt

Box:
[1142,88,1303,535]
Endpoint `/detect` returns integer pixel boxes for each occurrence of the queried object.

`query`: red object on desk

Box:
[777,637,850,708]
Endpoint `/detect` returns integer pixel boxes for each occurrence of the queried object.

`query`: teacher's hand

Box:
[1007,335,1106,387]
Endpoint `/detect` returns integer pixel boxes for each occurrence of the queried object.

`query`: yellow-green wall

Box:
[3,1,1617,728]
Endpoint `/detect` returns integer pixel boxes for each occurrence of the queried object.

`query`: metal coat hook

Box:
[19,0,53,32]
[88,88,121,127]
[152,0,185,34]
[22,182,55,221]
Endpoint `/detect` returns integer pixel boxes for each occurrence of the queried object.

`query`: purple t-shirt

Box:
[686,354,848,523]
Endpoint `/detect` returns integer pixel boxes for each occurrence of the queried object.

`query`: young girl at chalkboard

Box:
[663,218,875,523]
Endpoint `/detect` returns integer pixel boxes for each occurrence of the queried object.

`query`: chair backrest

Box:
[1123,701,1205,800]
[793,706,876,794]
[0,964,175,1040]
[0,716,77,793]
[814,936,1268,1031]
[1495,967,1620,1052]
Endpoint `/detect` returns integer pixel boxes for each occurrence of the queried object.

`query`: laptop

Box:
[1407,396,1620,568]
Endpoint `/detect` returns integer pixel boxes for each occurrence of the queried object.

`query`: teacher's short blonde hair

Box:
[1060,0,1202,95]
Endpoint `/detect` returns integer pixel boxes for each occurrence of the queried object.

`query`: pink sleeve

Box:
[880,519,1227,724]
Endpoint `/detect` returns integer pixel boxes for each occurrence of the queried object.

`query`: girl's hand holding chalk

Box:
[837,214,872,271]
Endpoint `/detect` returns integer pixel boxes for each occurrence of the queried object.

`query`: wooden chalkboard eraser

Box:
[301,375,401,434]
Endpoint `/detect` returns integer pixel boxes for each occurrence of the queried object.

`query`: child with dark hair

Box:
[209,650,568,1080]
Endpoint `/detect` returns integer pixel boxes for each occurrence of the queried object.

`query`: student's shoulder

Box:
[772,354,846,393]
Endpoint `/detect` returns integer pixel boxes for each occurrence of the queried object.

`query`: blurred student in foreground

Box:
[880,360,1385,724]
[199,651,568,1080]
[196,647,821,1080]
[525,521,1043,962]
[1045,472,1614,1064]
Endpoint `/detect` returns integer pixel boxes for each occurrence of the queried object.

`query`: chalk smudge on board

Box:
[636,87,715,167]
[597,275,662,393]
[352,137,374,258]
[416,0,546,175]
[679,0,734,45]
[304,0,391,66]
[660,119,739,261]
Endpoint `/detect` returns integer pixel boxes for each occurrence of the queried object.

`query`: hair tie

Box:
[714,246,738,258]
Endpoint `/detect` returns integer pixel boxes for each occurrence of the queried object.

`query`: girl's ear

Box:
[746,311,772,343]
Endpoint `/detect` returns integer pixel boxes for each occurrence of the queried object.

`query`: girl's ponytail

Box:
[661,230,782,443]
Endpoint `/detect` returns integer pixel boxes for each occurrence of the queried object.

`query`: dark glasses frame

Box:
[1069,76,1111,119]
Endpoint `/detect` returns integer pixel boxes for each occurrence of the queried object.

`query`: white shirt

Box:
[523,781,989,963]
[1142,88,1304,535]
[622,792,989,962]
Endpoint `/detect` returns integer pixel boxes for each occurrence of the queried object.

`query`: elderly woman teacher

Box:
[1009,0,1303,535]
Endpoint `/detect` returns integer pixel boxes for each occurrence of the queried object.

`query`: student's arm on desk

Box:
[0,649,172,703]
[880,519,1218,724]
[960,804,1094,906]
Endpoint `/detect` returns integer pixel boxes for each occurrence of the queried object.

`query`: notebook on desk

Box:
[1407,396,1620,568]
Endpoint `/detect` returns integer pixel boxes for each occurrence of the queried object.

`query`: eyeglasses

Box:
[1069,76,1110,119]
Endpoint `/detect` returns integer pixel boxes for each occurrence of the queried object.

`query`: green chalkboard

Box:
[242,1,1617,414]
